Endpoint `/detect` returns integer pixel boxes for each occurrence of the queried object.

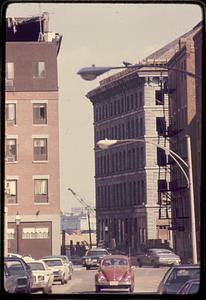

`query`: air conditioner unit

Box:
[6,156,15,162]
[6,79,14,87]
[6,119,15,127]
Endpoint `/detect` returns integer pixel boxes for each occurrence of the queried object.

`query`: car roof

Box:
[42,257,63,261]
[8,253,23,258]
[5,256,24,261]
[184,278,200,283]
[27,259,45,264]
[42,255,67,258]
[88,248,108,251]
[171,264,200,268]
[102,255,129,259]
[148,248,172,251]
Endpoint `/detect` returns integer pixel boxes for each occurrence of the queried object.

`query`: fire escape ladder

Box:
[157,71,171,220]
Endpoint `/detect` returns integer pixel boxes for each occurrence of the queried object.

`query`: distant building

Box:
[5,13,62,259]
[61,211,96,233]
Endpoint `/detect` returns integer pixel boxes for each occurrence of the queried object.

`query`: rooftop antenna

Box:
[38,3,43,41]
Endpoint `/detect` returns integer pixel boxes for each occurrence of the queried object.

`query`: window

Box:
[140,118,144,136]
[8,228,15,240]
[157,148,167,166]
[135,93,138,107]
[139,91,143,106]
[140,147,144,167]
[6,62,14,79]
[6,139,17,162]
[22,227,49,239]
[131,94,134,109]
[34,179,48,203]
[6,180,17,204]
[32,61,46,78]
[33,138,48,161]
[5,104,16,126]
[156,117,166,136]
[33,103,47,124]
[155,90,164,105]
[158,179,167,192]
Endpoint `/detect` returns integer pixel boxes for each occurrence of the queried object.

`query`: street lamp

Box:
[77,63,201,81]
[97,138,197,264]
[15,212,21,254]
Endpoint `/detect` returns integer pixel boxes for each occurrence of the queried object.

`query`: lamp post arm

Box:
[167,152,189,187]
[97,138,190,187]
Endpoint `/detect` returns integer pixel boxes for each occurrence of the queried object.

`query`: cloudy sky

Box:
[5,2,203,212]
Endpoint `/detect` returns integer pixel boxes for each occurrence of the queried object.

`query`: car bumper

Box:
[85,261,100,267]
[96,282,132,289]
[15,285,29,293]
[158,261,180,266]
[53,275,63,281]
[32,281,48,290]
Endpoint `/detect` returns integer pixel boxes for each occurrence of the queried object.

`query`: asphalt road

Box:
[50,265,169,294]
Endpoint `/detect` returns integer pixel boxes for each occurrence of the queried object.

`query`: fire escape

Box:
[157,73,188,233]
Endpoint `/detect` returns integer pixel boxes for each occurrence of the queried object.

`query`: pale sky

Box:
[5,2,203,212]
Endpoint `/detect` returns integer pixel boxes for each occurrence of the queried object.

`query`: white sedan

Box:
[42,257,70,285]
[26,260,54,294]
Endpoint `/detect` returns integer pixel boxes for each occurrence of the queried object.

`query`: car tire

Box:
[151,260,159,268]
[27,284,31,294]
[137,260,142,267]
[96,285,101,292]
[61,277,65,285]
[86,266,90,270]
[43,286,49,294]
[64,279,68,284]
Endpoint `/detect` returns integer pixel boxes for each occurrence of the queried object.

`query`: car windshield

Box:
[87,250,108,256]
[28,262,45,270]
[5,261,24,273]
[158,250,173,254]
[46,256,67,263]
[43,260,63,266]
[188,283,199,294]
[57,257,67,262]
[102,258,128,266]
[167,268,200,284]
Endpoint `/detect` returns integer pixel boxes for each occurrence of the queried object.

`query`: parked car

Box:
[82,248,110,270]
[95,255,135,293]
[42,257,69,284]
[4,263,16,293]
[177,278,200,294]
[136,248,181,267]
[42,255,73,279]
[26,260,54,294]
[157,264,200,294]
[4,257,33,293]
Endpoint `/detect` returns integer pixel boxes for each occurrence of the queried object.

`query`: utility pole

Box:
[68,188,93,249]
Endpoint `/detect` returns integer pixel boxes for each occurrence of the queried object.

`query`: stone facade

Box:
[87,67,171,254]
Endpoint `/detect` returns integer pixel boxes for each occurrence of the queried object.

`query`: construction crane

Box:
[67,188,94,249]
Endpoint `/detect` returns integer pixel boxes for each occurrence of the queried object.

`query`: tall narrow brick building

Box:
[5,13,62,258]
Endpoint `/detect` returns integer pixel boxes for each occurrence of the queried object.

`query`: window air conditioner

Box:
[6,79,14,87]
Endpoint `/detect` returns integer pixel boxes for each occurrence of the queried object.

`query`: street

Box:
[49,265,169,294]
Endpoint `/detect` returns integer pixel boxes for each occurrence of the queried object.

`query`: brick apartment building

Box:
[5,13,62,258]
[167,22,202,261]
